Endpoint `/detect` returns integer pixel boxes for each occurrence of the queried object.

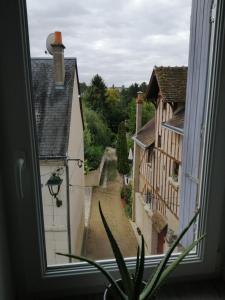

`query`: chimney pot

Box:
[54,31,62,45]
[136,91,143,104]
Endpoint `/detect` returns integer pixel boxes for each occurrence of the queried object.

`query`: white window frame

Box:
[1,0,225,298]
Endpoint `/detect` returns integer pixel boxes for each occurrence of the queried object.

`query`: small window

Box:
[172,161,179,182]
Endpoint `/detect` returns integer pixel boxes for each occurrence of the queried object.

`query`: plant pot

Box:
[103,279,147,300]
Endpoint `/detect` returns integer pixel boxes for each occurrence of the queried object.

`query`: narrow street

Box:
[82,148,138,260]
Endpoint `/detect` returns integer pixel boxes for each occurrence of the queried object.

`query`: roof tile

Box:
[162,109,185,134]
[147,66,188,103]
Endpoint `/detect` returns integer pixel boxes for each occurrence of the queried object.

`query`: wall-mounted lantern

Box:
[46,173,63,207]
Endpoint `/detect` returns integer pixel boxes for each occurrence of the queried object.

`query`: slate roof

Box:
[133,118,155,149]
[31,58,77,158]
[162,108,185,135]
[146,66,188,104]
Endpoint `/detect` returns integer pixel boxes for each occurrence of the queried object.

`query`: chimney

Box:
[136,91,143,133]
[51,31,65,86]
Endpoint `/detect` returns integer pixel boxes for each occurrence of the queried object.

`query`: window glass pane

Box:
[26,0,193,265]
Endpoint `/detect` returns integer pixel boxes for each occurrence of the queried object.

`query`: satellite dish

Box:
[46,33,55,55]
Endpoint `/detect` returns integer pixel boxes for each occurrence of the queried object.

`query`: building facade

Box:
[133,67,187,254]
[31,32,85,265]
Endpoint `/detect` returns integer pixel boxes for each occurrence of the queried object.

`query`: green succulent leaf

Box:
[57,206,204,300]
[140,209,200,300]
[56,252,128,300]
[151,234,206,296]
[146,234,206,300]
[134,235,145,300]
[134,245,140,282]
[99,202,134,299]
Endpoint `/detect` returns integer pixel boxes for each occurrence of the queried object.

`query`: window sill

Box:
[45,225,67,232]
[168,177,179,189]
[40,279,225,299]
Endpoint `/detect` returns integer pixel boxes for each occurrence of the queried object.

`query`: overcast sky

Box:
[27,0,191,87]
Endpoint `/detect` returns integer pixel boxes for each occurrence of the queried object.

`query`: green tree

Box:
[83,102,112,171]
[116,122,129,175]
[83,126,92,149]
[84,107,111,147]
[79,82,88,95]
[127,99,136,134]
[84,145,103,171]
[104,100,127,133]
[139,81,148,93]
[127,98,155,134]
[142,100,155,125]
[99,87,126,133]
[86,74,107,113]
[121,83,139,107]
[106,88,120,105]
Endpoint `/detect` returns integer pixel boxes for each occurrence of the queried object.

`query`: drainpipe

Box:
[132,91,144,222]
[136,91,143,133]
[65,159,72,263]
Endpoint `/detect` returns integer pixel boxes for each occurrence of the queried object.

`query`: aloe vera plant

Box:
[57,203,205,300]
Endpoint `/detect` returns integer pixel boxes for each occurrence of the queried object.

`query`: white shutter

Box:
[179,0,215,246]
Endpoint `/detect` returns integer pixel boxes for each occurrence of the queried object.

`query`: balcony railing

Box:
[143,192,166,217]
[140,162,179,219]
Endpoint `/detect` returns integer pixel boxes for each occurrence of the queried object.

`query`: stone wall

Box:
[84,151,106,187]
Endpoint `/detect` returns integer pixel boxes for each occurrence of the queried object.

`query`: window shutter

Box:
[179,0,214,247]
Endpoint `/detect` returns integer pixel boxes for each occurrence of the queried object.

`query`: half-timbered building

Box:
[133,67,187,254]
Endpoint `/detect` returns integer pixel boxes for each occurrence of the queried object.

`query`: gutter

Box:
[39,155,67,160]
[64,158,72,263]
[132,136,153,150]
[64,157,83,261]
[161,122,184,135]
[74,59,85,129]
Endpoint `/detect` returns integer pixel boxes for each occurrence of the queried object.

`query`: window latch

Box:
[15,156,25,200]
[210,0,217,23]
[185,173,199,185]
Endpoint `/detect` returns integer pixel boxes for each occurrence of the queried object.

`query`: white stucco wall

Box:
[67,67,85,255]
[135,192,157,254]
[84,151,106,187]
[40,162,69,265]
[40,65,85,264]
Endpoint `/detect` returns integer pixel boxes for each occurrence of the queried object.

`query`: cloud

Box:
[27,0,191,86]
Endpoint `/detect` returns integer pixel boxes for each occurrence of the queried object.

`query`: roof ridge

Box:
[31,57,77,60]
[154,65,187,69]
